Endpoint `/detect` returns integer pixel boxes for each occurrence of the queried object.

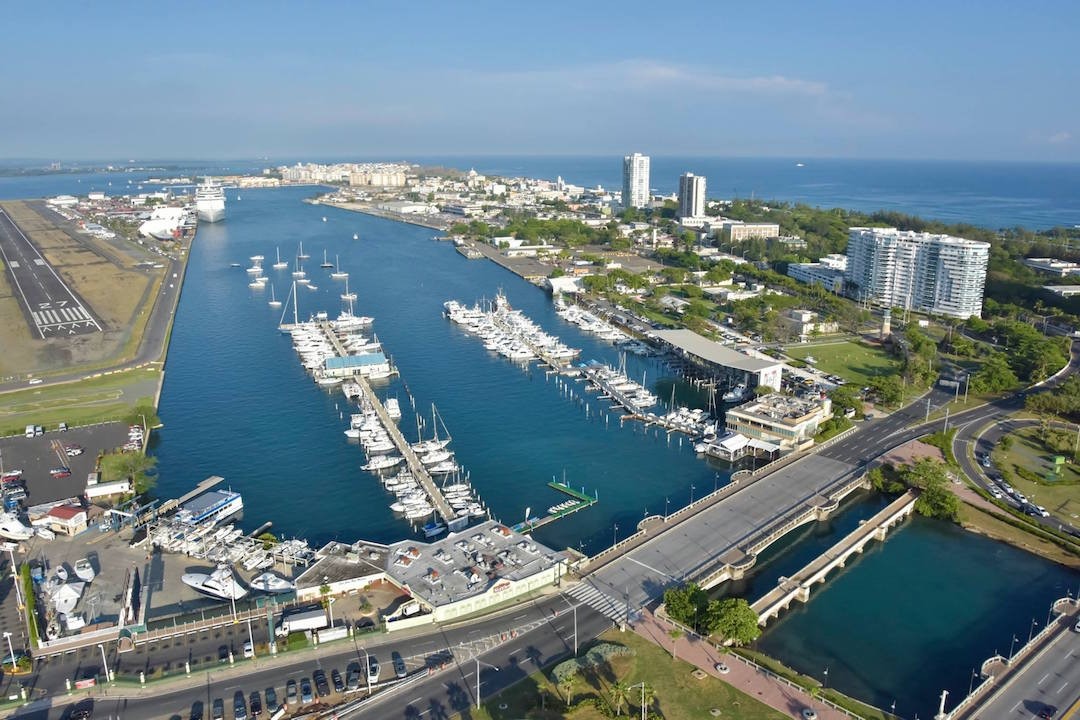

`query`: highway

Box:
[0,207,101,339]
[964,614,1080,720]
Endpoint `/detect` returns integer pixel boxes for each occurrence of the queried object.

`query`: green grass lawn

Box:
[0,367,160,436]
[992,426,1080,526]
[784,340,899,388]
[472,630,787,720]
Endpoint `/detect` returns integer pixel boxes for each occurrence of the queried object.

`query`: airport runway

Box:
[0,207,102,339]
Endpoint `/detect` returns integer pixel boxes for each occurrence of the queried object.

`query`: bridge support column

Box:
[796,586,810,603]
[874,526,888,541]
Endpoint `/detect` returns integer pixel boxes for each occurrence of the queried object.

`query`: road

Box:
[0,208,101,339]
[965,616,1080,720]
[10,594,611,720]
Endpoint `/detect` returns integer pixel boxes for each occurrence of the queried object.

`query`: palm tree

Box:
[668,628,683,661]
[560,672,575,708]
[610,681,629,716]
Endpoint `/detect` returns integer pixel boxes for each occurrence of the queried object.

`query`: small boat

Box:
[353,233,359,240]
[230,263,241,268]
[273,247,288,270]
[322,216,327,222]
[363,455,403,472]
[385,398,402,420]
[320,249,333,268]
[74,558,96,583]
[181,564,248,601]
[268,285,282,308]
[54,565,69,582]
[341,276,357,302]
[307,284,318,291]
[421,449,453,465]
[423,520,447,538]
[297,241,310,260]
[250,255,264,263]
[330,255,348,280]
[250,572,296,594]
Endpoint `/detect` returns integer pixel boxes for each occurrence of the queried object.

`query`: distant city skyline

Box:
[0,1,1077,162]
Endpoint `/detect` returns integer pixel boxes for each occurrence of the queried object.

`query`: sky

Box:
[1,1,1078,162]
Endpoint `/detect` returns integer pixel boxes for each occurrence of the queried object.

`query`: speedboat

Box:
[74,558,96,583]
[181,564,249,601]
[250,572,296,594]
[0,512,34,541]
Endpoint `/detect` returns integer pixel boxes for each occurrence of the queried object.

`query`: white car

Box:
[714,662,730,675]
[802,710,819,720]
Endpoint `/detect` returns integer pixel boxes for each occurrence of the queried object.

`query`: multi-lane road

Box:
[0,207,101,339]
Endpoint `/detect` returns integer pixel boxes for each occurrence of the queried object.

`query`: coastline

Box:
[317,199,451,232]
[958,501,1080,569]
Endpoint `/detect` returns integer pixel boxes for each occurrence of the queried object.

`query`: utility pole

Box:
[925,397,931,423]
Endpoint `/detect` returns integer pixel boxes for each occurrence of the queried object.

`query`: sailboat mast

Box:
[293,280,299,325]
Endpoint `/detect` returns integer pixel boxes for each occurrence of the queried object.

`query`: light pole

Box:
[361,645,371,695]
[690,484,696,505]
[475,658,500,709]
[968,668,978,695]
[612,523,618,551]
[2,632,15,672]
[1028,618,1038,643]
[629,681,648,720]
[664,496,669,520]
[1009,634,1019,659]
[6,546,22,610]
[560,595,578,656]
[328,597,335,627]
[246,617,255,659]
[98,643,111,683]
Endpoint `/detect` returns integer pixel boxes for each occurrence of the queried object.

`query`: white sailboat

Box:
[330,255,348,280]
[297,241,310,261]
[340,276,357,302]
[320,249,333,268]
[268,284,282,308]
[273,247,288,270]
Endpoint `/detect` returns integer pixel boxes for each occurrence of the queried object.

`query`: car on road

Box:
[300,678,313,704]
[714,661,730,674]
[248,692,262,718]
[28,379,42,385]
[1038,706,1057,719]
[331,669,344,693]
[285,680,297,705]
[392,651,407,679]
[1074,619,1080,632]
[989,489,1002,499]
[233,692,247,720]
[69,709,92,720]
[243,640,254,658]
[801,710,818,720]
[367,654,380,684]
[211,699,224,720]
[49,466,71,478]
[313,669,330,697]
[218,645,230,663]
[58,422,68,431]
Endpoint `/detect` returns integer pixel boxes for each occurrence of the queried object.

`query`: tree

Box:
[706,598,761,646]
[560,672,575,707]
[828,385,862,416]
[869,375,904,407]
[610,682,629,716]
[968,352,1018,393]
[663,582,709,633]
[900,458,960,520]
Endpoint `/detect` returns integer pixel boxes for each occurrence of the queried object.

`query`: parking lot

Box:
[0,421,133,506]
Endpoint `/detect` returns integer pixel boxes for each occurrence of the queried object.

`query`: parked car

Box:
[243,641,254,659]
[49,467,71,478]
[285,680,297,706]
[331,669,344,693]
[248,692,262,718]
[367,655,380,684]
[313,669,330,697]
[211,699,224,720]
[233,692,247,720]
[264,687,277,710]
[300,678,313,704]
[346,666,361,692]
[392,652,407,679]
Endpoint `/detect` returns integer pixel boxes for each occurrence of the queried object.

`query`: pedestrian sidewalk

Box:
[633,608,849,720]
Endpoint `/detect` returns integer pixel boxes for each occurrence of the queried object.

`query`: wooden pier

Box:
[513,480,598,534]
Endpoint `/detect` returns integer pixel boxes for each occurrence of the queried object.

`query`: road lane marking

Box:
[1039,672,1050,685]
[1058,681,1069,695]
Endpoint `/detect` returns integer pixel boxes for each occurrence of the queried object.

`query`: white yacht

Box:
[722,383,748,403]
[74,558,96,583]
[272,247,288,270]
[250,572,296,594]
[181,564,249,601]
[195,178,226,222]
[0,512,34,541]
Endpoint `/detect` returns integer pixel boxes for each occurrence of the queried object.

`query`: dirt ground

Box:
[0,201,162,376]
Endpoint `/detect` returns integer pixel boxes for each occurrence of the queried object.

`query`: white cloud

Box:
[1048,131,1072,144]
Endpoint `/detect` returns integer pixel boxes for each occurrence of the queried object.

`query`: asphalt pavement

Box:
[0,208,101,339]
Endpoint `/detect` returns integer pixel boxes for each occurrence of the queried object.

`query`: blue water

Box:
[148,185,728,552]
[3,163,1079,718]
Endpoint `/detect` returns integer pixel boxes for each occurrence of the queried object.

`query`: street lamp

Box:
[1028,618,1038,643]
[328,597,336,627]
[98,643,111,683]
[612,523,618,551]
[629,681,648,720]
[968,668,978,695]
[690,484,696,505]
[475,658,500,709]
[1009,634,1019,659]
[2,632,15,672]
[664,496,670,520]
[560,595,578,656]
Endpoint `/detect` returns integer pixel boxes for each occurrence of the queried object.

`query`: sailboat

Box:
[330,255,348,280]
[268,284,282,308]
[272,247,288,270]
[297,241,310,261]
[341,276,357,302]
[320,249,333,268]
[307,283,319,291]
[278,280,299,330]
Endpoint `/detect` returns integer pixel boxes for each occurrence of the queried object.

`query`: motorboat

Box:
[74,558,96,583]
[385,398,402,420]
[250,572,296,594]
[0,512,34,541]
[722,383,748,403]
[181,564,249,601]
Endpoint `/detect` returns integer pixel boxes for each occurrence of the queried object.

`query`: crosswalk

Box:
[567,578,635,625]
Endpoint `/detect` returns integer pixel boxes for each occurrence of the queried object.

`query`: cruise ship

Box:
[175,489,243,526]
[195,178,226,223]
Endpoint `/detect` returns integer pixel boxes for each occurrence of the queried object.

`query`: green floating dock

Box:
[513,481,598,534]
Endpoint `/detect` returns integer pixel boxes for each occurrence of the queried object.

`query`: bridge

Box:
[751,490,918,625]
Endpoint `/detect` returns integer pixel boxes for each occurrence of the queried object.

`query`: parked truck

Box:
[275,606,328,637]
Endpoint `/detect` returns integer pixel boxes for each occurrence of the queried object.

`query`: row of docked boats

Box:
[580,360,659,411]
[554,298,630,343]
[180,564,296,601]
[444,292,580,364]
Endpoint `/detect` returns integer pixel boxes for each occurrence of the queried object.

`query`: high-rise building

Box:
[677,173,706,218]
[843,227,990,319]
[622,153,650,210]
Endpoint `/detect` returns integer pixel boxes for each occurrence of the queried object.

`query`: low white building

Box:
[725,393,832,452]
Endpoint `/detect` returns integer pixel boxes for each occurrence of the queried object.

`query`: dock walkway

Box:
[351,375,456,525]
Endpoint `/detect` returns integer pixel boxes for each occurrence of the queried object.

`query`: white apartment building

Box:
[716,221,780,242]
[787,254,848,293]
[844,227,989,319]
[678,172,706,219]
[622,153,650,209]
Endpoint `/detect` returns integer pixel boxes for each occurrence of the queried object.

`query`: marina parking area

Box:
[0,206,101,339]
[0,422,132,505]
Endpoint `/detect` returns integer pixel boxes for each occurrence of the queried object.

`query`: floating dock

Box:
[512,480,598,534]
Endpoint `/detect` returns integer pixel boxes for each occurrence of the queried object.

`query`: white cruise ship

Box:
[195,178,226,223]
